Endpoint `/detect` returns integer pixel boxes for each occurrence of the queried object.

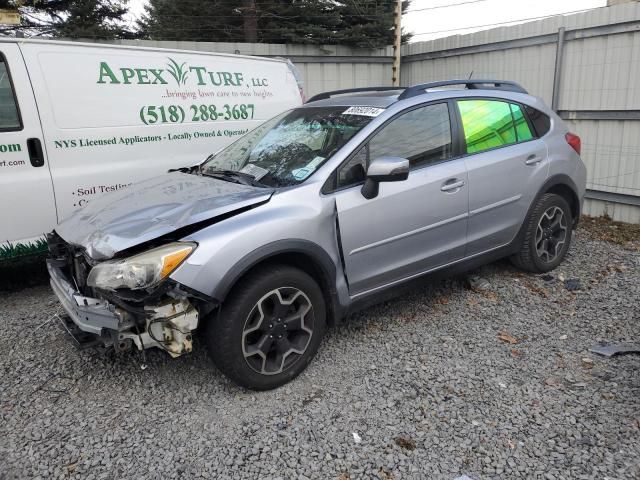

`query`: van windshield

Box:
[201,106,377,187]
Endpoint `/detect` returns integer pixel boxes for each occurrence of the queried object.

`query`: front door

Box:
[333,102,469,296]
[0,44,57,254]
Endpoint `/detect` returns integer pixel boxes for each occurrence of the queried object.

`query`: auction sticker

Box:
[342,106,385,117]
[240,163,269,180]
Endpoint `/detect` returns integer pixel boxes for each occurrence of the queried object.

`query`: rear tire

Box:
[511,193,573,273]
[206,265,326,390]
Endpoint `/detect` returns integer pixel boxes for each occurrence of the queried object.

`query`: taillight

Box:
[565,132,581,155]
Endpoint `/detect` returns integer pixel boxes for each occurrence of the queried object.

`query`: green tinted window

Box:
[510,103,534,142]
[458,100,516,154]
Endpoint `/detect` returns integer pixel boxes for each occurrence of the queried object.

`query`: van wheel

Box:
[206,265,326,390]
[511,193,573,273]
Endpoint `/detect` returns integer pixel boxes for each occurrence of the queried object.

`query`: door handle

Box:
[525,154,543,166]
[440,179,465,192]
[27,138,45,167]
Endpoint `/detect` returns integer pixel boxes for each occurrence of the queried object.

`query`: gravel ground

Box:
[1,230,639,480]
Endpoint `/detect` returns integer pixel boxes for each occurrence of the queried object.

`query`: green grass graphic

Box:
[0,238,48,260]
[166,58,189,85]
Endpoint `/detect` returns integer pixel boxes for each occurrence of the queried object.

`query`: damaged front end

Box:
[47,232,215,357]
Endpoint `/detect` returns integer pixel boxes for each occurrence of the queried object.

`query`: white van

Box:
[0,38,303,260]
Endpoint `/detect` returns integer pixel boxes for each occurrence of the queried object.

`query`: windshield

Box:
[201,106,377,187]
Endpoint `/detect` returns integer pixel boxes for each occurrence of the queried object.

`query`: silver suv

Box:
[48,80,586,390]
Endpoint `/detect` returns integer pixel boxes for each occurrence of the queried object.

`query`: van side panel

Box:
[20,43,302,222]
[0,42,57,249]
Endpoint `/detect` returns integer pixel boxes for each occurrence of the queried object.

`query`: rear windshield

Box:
[202,106,376,187]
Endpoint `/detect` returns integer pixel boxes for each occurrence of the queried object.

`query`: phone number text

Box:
[139,104,255,125]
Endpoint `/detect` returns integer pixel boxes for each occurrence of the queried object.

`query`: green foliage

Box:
[137,0,242,42]
[8,0,134,39]
[138,0,412,47]
[335,0,413,48]
[5,0,411,45]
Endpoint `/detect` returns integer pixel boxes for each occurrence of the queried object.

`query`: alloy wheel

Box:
[535,206,567,263]
[241,287,314,375]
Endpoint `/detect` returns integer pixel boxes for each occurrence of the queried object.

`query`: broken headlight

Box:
[86,242,196,291]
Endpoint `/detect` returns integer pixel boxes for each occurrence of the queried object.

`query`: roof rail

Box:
[306,86,402,103]
[398,80,528,100]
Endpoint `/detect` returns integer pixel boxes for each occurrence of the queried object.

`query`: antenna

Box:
[468,70,474,80]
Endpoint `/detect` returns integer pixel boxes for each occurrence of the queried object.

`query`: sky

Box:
[404,0,608,41]
[125,0,609,42]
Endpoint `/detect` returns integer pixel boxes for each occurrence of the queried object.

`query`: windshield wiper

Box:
[201,169,268,188]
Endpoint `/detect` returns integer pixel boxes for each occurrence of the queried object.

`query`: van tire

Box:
[511,193,573,273]
[205,265,326,390]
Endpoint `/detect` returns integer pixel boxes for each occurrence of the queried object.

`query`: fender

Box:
[510,173,582,252]
[211,239,346,322]
[537,173,581,223]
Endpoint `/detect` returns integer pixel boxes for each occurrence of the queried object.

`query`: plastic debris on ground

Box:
[564,278,581,291]
[466,274,491,291]
[590,344,640,357]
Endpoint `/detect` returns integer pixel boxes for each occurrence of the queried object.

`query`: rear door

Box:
[456,98,548,256]
[0,43,57,251]
[333,102,468,296]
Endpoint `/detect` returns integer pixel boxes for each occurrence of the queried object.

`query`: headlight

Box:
[87,242,196,291]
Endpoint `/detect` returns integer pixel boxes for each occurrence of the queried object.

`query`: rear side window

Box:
[511,104,534,142]
[458,99,535,154]
[0,56,20,130]
[524,105,551,137]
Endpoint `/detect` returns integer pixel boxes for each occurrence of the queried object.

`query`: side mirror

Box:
[361,156,409,199]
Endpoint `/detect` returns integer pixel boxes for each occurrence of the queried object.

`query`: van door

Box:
[0,44,56,250]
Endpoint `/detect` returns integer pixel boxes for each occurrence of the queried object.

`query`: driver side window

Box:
[336,103,452,189]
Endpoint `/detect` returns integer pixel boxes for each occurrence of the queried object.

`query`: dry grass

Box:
[579,215,640,251]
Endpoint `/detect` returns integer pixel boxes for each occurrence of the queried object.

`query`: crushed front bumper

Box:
[47,260,199,356]
[48,260,131,336]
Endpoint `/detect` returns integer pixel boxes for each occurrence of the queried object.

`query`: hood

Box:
[56,172,273,260]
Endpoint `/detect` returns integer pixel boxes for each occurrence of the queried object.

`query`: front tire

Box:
[206,265,326,390]
[511,193,573,273]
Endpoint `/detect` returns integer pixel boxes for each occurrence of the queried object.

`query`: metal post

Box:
[392,0,402,86]
[551,27,566,111]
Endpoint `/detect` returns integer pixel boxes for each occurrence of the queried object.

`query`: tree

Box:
[240,0,257,43]
[256,0,342,45]
[137,0,244,42]
[138,0,411,47]
[7,0,133,39]
[335,0,412,48]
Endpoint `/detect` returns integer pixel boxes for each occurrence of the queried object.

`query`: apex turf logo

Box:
[166,58,188,85]
[97,57,244,88]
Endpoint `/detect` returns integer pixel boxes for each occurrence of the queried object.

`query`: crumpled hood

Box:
[56,172,274,260]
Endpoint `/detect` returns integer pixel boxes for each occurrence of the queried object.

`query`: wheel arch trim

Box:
[211,239,343,321]
[511,173,582,251]
[539,174,582,224]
